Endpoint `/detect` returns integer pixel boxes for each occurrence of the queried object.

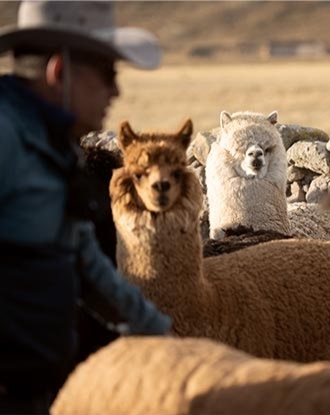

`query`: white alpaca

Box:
[109,119,330,362]
[206,111,290,239]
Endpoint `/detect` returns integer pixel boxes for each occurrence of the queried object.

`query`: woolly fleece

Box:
[51,336,330,415]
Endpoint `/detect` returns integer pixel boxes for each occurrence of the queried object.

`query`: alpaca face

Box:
[131,157,184,212]
[239,143,275,179]
[241,144,266,177]
[117,119,193,212]
[219,111,282,180]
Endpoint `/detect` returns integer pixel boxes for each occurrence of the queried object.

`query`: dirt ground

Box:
[105,61,330,137]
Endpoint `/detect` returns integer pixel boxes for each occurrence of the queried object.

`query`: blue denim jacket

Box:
[0,76,171,375]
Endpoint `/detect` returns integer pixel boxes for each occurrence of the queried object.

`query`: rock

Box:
[81,130,117,149]
[189,163,209,239]
[302,183,310,194]
[190,128,219,166]
[186,144,197,165]
[192,165,206,193]
[287,165,309,183]
[277,124,329,150]
[306,174,330,203]
[81,131,122,165]
[287,141,330,175]
[200,195,210,240]
[287,181,306,203]
[300,169,317,187]
[189,159,203,169]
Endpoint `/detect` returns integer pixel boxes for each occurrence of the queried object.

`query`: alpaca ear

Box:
[267,111,278,125]
[119,121,138,150]
[176,118,193,149]
[220,111,232,129]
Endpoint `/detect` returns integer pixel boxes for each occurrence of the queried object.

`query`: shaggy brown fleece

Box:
[51,336,330,415]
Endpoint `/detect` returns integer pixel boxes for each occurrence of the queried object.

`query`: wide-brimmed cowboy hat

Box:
[0,1,162,69]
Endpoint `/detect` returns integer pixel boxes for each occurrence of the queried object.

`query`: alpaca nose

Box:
[152,180,171,193]
[251,158,263,168]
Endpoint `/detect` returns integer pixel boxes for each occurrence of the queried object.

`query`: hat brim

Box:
[0,26,161,69]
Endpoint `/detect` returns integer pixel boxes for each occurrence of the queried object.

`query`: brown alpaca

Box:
[110,119,330,362]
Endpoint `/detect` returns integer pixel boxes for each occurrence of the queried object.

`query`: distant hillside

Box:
[115,1,330,63]
[2,1,330,63]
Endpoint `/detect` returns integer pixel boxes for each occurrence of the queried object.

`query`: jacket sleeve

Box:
[76,221,172,335]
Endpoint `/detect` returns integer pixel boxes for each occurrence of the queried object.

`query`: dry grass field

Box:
[1,2,330,137]
[105,61,330,137]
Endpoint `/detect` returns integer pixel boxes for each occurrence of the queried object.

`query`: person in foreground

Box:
[0,1,171,413]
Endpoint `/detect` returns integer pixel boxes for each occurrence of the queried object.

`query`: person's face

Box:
[69,58,120,136]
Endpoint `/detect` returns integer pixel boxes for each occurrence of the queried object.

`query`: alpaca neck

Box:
[116,207,203,312]
[112,170,204,315]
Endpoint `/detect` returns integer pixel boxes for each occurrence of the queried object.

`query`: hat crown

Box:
[18,1,115,33]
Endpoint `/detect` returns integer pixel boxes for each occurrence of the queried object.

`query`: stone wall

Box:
[81,123,330,240]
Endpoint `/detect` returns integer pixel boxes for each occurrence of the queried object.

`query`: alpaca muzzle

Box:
[246,146,265,171]
[152,180,171,193]
[251,157,264,170]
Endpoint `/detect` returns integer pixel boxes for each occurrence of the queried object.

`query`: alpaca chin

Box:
[240,158,267,179]
[146,195,172,212]
[244,164,267,179]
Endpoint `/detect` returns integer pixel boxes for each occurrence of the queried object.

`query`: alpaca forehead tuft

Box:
[230,111,271,123]
[222,121,281,154]
[226,112,278,135]
[124,140,187,168]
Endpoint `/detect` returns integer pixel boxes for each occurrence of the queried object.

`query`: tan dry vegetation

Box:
[105,61,330,136]
[1,2,330,135]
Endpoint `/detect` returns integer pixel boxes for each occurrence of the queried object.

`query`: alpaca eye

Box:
[134,173,143,181]
[172,169,182,180]
[265,147,272,154]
